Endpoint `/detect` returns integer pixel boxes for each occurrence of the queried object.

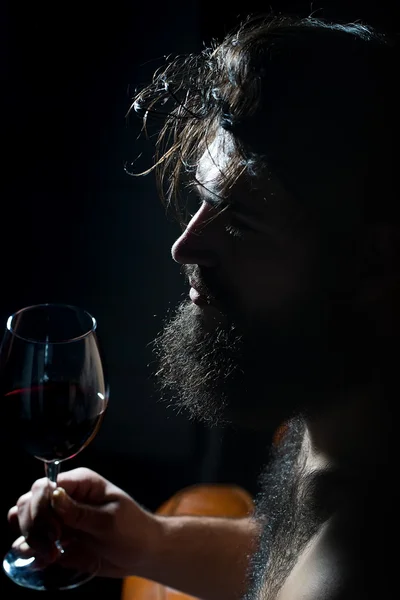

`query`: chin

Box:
[190,301,227,331]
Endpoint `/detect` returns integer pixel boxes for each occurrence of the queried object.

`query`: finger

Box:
[7,492,33,541]
[17,479,61,552]
[51,487,116,535]
[11,536,59,567]
[15,491,34,536]
[7,506,21,536]
[56,468,116,505]
[15,478,51,533]
[11,535,27,549]
[30,477,54,522]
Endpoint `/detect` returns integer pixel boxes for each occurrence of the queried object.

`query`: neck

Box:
[305,383,390,479]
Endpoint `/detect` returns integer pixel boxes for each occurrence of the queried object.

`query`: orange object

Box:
[121,483,254,600]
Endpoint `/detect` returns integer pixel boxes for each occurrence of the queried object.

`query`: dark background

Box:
[1,1,398,598]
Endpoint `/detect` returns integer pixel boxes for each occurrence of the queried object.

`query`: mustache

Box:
[182,265,223,303]
[181,265,243,323]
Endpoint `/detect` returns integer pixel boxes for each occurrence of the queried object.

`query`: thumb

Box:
[51,487,106,535]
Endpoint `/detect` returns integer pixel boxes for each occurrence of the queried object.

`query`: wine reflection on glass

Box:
[1,303,109,591]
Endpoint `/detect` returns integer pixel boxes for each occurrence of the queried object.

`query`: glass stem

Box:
[45,460,61,486]
[44,460,64,554]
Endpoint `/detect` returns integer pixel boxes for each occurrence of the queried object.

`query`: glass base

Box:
[3,546,97,591]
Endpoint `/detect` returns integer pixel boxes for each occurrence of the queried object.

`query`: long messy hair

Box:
[127,14,398,227]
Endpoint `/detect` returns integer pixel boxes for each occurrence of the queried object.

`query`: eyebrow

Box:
[194,182,222,206]
[194,181,261,218]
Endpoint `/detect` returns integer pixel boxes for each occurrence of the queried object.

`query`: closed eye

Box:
[225,224,244,239]
[225,216,254,240]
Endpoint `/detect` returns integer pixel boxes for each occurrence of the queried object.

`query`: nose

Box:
[171,202,220,266]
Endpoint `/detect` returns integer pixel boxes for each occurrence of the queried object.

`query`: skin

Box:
[154,127,340,430]
[157,126,391,433]
[166,127,395,598]
[6,126,397,599]
[172,130,316,327]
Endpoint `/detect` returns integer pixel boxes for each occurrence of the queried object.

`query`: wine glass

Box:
[1,303,109,591]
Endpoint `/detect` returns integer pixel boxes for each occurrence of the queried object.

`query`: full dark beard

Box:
[152,295,355,430]
[152,301,243,426]
[152,287,385,430]
[152,245,386,430]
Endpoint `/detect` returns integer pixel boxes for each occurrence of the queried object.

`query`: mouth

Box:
[188,279,227,326]
[189,286,209,305]
[189,279,217,307]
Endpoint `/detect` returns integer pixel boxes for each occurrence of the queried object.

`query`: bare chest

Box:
[251,520,347,600]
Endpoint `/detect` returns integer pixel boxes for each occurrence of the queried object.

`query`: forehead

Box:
[195,128,303,223]
[195,128,236,197]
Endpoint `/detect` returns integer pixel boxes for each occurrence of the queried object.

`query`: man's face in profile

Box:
[153,128,374,429]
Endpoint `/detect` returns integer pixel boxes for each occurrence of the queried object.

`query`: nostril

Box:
[171,234,218,267]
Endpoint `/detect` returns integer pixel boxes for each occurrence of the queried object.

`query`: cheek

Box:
[230,242,316,320]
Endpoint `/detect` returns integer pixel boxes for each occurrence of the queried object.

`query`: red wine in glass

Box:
[6,382,106,461]
[1,303,109,591]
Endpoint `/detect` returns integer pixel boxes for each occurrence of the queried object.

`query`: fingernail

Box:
[51,488,68,512]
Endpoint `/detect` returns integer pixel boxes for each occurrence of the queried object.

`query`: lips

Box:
[189,279,227,316]
[189,279,208,297]
[189,280,209,305]
[189,287,204,304]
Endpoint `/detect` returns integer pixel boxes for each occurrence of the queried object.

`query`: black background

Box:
[1,1,398,598]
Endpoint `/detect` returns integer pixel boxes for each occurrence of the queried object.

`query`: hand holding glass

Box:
[1,304,108,590]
